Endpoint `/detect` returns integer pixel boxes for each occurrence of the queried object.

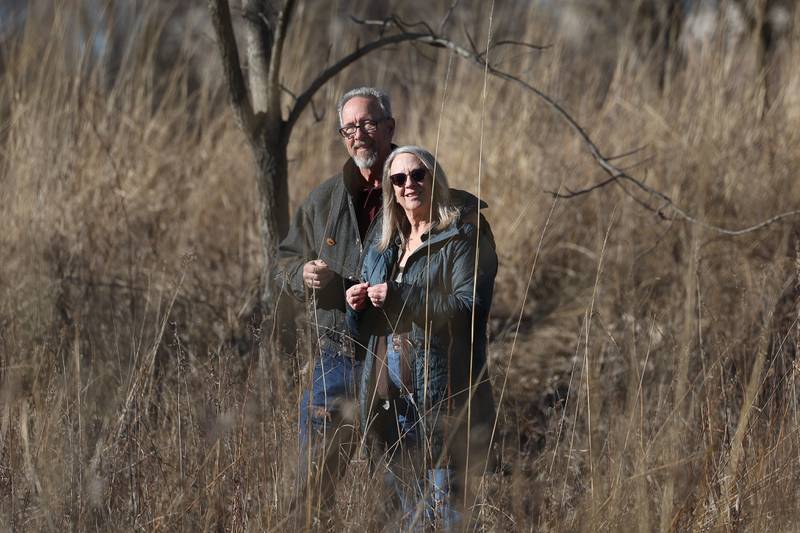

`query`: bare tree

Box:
[208,0,799,360]
[205,0,542,353]
[207,3,422,320]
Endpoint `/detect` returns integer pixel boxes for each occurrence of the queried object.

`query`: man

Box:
[277,86,395,510]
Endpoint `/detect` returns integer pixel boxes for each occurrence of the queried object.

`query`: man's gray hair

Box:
[336,87,392,126]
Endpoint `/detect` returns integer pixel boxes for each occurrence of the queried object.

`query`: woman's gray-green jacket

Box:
[347,216,498,468]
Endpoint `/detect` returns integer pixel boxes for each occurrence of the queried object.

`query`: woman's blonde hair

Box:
[377,146,460,251]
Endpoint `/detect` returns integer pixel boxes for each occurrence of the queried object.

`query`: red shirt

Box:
[343,159,382,242]
[357,184,382,242]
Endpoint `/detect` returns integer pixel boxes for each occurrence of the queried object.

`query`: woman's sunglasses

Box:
[389,168,427,187]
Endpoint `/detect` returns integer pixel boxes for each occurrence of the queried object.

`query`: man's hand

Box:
[345,282,369,311]
[367,283,388,308]
[303,259,334,290]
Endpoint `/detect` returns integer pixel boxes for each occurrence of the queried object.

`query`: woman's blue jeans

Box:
[374,396,461,531]
[385,463,460,531]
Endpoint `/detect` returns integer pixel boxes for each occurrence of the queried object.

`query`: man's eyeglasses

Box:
[389,168,427,187]
[338,117,388,138]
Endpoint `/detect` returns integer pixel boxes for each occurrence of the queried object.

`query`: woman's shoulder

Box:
[454,220,479,242]
[361,241,397,280]
[362,243,387,265]
[453,211,496,253]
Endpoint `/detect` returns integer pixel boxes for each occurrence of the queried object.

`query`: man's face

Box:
[340,96,394,170]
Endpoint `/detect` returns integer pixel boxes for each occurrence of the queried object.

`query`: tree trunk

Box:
[250,130,293,355]
[251,136,288,268]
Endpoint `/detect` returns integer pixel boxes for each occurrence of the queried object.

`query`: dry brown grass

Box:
[2,2,800,531]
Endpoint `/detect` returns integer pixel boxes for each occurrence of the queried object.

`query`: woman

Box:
[345,146,497,529]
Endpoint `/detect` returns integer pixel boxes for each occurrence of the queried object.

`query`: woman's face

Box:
[389,153,431,217]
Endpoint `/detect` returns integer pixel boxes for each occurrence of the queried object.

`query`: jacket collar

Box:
[420,221,462,247]
[450,188,489,213]
[383,219,463,268]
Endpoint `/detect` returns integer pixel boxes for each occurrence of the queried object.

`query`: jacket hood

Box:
[450,188,489,212]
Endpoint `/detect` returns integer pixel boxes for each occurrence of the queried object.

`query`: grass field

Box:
[2,2,800,531]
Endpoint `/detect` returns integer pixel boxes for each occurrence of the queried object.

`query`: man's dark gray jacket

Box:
[276,159,373,352]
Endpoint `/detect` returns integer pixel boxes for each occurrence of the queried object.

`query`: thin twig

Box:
[267,0,295,117]
[547,176,618,198]
[438,0,461,34]
[351,14,437,38]
[607,145,649,161]
[479,39,551,58]
[285,30,431,136]
[279,84,323,121]
[463,26,480,56]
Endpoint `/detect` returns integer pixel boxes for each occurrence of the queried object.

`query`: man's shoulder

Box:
[298,173,345,211]
[309,173,345,197]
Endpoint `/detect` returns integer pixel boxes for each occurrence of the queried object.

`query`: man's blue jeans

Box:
[296,348,362,507]
[299,348,362,443]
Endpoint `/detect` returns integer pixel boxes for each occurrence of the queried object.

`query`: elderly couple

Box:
[277,87,497,529]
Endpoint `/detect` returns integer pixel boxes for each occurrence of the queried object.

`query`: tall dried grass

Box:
[2,1,800,531]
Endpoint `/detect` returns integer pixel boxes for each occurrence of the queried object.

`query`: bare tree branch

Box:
[606,145,649,161]
[414,15,796,235]
[546,176,618,198]
[219,4,798,239]
[277,0,296,42]
[280,83,324,122]
[463,26,480,56]
[285,31,432,136]
[552,170,800,235]
[438,0,462,34]
[209,0,255,134]
[493,86,798,233]
[479,39,551,58]
[360,16,800,237]
[268,0,296,123]
[242,0,271,114]
[352,14,437,37]
[618,156,655,173]
[283,18,503,136]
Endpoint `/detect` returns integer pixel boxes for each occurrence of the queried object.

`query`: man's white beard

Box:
[353,150,377,169]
